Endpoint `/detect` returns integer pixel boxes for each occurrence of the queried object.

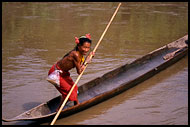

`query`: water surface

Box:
[2,2,188,125]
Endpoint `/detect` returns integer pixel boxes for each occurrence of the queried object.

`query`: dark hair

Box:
[75,37,92,51]
[63,37,92,58]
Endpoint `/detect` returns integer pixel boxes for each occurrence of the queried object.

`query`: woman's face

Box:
[78,42,91,55]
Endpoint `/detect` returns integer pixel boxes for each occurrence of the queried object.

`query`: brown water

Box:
[2,2,188,125]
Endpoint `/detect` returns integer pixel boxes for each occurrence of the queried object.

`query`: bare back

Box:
[57,51,83,74]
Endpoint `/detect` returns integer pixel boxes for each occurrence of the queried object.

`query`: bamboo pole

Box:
[50,3,122,125]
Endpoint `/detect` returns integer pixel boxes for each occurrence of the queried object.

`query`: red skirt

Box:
[48,64,78,101]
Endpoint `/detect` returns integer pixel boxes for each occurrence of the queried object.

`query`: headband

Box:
[75,33,91,44]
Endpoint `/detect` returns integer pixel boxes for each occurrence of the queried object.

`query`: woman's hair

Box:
[63,37,92,58]
[75,37,92,51]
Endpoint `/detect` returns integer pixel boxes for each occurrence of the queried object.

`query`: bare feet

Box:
[74,100,80,105]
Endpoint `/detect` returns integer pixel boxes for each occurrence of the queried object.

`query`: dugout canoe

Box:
[2,35,188,122]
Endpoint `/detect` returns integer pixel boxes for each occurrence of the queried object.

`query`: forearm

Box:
[84,52,95,65]
[76,64,85,74]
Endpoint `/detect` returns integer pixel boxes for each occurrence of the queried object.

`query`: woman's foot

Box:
[74,100,79,105]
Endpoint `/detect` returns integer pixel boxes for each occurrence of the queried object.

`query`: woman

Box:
[47,34,94,111]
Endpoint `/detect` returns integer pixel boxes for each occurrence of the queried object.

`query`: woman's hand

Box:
[89,51,95,59]
[85,52,95,65]
[79,65,85,73]
[78,52,95,74]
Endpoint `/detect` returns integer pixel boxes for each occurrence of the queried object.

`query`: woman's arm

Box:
[84,51,95,65]
[72,52,85,74]
[73,51,95,74]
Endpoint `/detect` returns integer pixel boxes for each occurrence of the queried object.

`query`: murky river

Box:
[2,2,188,125]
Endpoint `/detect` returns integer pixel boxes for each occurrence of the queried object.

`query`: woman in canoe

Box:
[47,34,94,111]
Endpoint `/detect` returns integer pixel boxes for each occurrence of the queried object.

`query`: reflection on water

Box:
[2,2,188,125]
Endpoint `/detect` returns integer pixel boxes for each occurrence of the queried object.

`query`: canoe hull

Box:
[59,45,188,119]
[2,35,188,122]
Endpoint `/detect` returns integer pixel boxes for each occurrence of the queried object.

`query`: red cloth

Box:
[48,64,78,101]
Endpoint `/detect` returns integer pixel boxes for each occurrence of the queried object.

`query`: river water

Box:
[2,2,188,125]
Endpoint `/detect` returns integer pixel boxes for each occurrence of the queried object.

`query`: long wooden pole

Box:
[50,3,122,125]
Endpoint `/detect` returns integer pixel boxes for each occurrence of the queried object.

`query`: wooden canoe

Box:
[2,35,188,122]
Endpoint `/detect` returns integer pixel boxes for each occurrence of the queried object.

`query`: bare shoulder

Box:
[70,51,79,61]
[69,50,78,57]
